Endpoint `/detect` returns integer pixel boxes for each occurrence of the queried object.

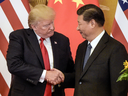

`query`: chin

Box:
[82,35,86,39]
[49,32,54,37]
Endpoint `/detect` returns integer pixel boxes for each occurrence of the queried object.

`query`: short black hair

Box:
[77,4,105,27]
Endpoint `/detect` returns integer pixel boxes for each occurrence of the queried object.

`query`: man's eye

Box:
[43,24,49,27]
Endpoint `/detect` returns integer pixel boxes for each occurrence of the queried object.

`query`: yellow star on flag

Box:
[72,0,84,8]
[54,0,63,4]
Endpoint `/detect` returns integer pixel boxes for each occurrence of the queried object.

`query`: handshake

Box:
[45,68,65,85]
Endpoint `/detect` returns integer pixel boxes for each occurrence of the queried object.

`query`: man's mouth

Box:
[80,31,82,34]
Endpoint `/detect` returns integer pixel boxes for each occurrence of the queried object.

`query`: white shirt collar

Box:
[89,30,105,55]
[34,31,50,43]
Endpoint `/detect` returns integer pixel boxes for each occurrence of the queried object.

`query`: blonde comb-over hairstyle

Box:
[28,4,55,28]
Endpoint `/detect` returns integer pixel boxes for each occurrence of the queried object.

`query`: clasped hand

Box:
[45,68,65,85]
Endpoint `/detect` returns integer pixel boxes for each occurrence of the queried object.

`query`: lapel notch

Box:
[79,32,109,80]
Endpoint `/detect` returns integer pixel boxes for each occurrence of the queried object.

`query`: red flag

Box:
[0,0,30,95]
[48,0,99,96]
[48,0,99,60]
[111,0,128,53]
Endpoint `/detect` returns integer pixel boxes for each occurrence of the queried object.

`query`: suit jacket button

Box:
[79,82,82,85]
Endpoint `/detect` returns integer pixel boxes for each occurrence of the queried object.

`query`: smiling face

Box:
[76,4,105,41]
[77,15,92,40]
[31,19,55,38]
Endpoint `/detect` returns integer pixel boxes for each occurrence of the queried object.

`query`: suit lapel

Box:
[50,35,59,69]
[26,29,44,67]
[79,32,109,80]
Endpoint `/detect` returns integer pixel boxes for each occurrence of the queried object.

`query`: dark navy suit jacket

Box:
[6,28,74,96]
[74,32,128,96]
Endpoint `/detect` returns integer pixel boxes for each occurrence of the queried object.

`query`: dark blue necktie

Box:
[83,43,92,69]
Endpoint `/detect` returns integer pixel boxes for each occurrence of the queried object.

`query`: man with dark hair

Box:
[74,4,127,96]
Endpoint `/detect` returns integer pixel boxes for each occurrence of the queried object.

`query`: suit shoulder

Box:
[109,36,125,47]
[9,28,32,37]
[10,28,30,35]
[53,31,69,40]
[78,40,87,47]
[107,36,127,54]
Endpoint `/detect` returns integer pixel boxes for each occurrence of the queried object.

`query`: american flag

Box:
[111,0,128,53]
[0,0,30,95]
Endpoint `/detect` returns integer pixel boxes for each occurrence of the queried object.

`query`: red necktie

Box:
[40,38,51,96]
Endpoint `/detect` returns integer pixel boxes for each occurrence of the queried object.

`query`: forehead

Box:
[38,19,53,24]
[77,15,84,23]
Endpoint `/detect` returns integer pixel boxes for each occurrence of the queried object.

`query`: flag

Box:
[48,0,99,60]
[0,0,30,95]
[111,0,128,53]
[48,0,99,96]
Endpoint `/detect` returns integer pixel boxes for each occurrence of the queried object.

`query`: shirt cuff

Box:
[39,70,46,83]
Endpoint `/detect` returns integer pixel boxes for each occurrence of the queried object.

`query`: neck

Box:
[87,27,104,42]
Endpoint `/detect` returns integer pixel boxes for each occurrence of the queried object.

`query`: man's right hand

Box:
[45,68,65,85]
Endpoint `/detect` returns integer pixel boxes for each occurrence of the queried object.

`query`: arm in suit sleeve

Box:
[6,31,43,85]
[109,42,128,96]
[61,38,75,88]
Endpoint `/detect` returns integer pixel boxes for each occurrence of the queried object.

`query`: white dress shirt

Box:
[34,33,54,83]
[89,30,105,56]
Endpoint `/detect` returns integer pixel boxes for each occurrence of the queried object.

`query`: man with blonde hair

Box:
[6,4,74,96]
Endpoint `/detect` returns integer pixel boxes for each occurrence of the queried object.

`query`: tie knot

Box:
[40,38,45,42]
[88,43,92,49]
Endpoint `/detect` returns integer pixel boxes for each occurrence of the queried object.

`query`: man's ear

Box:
[90,19,96,28]
[31,24,37,30]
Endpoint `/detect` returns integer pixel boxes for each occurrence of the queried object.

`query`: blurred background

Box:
[28,0,118,35]
[28,0,119,95]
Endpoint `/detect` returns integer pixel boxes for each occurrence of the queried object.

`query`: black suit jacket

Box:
[74,32,128,96]
[6,28,74,96]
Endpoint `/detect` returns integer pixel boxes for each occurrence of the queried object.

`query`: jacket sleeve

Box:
[6,31,43,85]
[109,42,128,96]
